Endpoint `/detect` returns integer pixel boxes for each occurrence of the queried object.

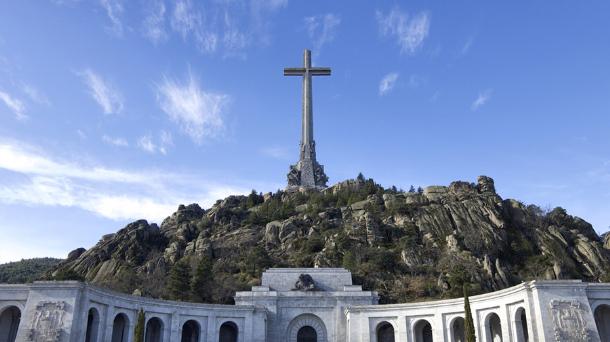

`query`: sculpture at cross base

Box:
[284,49,330,191]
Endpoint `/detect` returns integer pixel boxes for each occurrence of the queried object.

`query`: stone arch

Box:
[450,317,465,342]
[85,307,100,342]
[219,321,238,342]
[111,313,130,342]
[182,320,200,342]
[594,304,610,342]
[376,321,395,342]
[145,317,164,342]
[287,314,328,342]
[485,313,502,342]
[413,319,433,342]
[0,305,21,342]
[514,307,528,342]
[297,326,317,342]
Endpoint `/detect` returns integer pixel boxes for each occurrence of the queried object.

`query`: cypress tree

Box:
[133,309,145,342]
[167,259,192,301]
[464,284,476,342]
[191,256,213,302]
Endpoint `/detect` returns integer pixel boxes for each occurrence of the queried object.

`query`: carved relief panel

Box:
[549,299,590,341]
[28,301,67,342]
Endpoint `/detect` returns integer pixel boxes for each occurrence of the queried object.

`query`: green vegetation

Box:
[0,258,62,283]
[464,284,476,342]
[167,259,191,301]
[134,309,145,342]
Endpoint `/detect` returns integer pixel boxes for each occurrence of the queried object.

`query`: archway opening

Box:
[451,317,465,342]
[219,321,238,342]
[486,313,502,342]
[111,313,129,342]
[145,317,164,342]
[297,326,317,342]
[595,304,610,342]
[377,322,395,342]
[182,320,200,342]
[414,319,433,342]
[0,306,21,342]
[85,308,100,342]
[515,308,528,342]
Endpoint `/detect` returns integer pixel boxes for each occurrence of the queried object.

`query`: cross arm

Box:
[310,67,331,76]
[284,68,306,76]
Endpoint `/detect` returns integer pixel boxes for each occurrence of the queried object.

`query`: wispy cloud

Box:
[376,8,430,55]
[137,135,155,153]
[79,69,124,115]
[304,13,341,57]
[460,36,475,56]
[100,0,124,36]
[379,72,399,96]
[471,89,492,111]
[170,0,218,53]
[156,71,228,144]
[0,140,253,221]
[142,0,168,44]
[102,135,128,147]
[0,90,27,120]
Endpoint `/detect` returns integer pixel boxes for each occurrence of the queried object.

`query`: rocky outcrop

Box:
[51,175,610,303]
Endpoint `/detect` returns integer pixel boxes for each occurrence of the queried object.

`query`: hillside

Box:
[50,175,610,304]
[0,258,62,283]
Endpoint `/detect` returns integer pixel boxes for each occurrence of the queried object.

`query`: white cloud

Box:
[137,131,173,155]
[170,0,218,54]
[156,72,228,144]
[100,0,124,36]
[471,89,492,111]
[304,13,340,57]
[0,140,254,222]
[142,0,168,44]
[379,72,399,96]
[376,8,430,55]
[0,90,27,120]
[137,134,156,153]
[77,129,87,139]
[79,69,124,114]
[102,135,128,147]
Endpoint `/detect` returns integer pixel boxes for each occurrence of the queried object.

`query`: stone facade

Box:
[2,268,610,342]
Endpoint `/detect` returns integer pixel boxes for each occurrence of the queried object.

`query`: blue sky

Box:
[1,1,609,263]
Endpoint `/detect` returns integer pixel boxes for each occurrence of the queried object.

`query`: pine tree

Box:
[167,259,192,301]
[191,256,213,302]
[464,284,476,342]
[134,309,145,342]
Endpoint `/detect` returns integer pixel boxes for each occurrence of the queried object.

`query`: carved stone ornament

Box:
[549,299,590,341]
[28,301,66,342]
[293,274,317,291]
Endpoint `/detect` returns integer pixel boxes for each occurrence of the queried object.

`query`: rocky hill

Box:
[50,175,610,304]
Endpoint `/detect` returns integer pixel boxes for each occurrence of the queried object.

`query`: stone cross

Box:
[284,49,330,189]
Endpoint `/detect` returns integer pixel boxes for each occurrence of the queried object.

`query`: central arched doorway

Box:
[297,326,317,342]
[377,322,395,342]
[595,304,610,342]
[514,308,528,342]
[0,306,21,342]
[287,314,327,342]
